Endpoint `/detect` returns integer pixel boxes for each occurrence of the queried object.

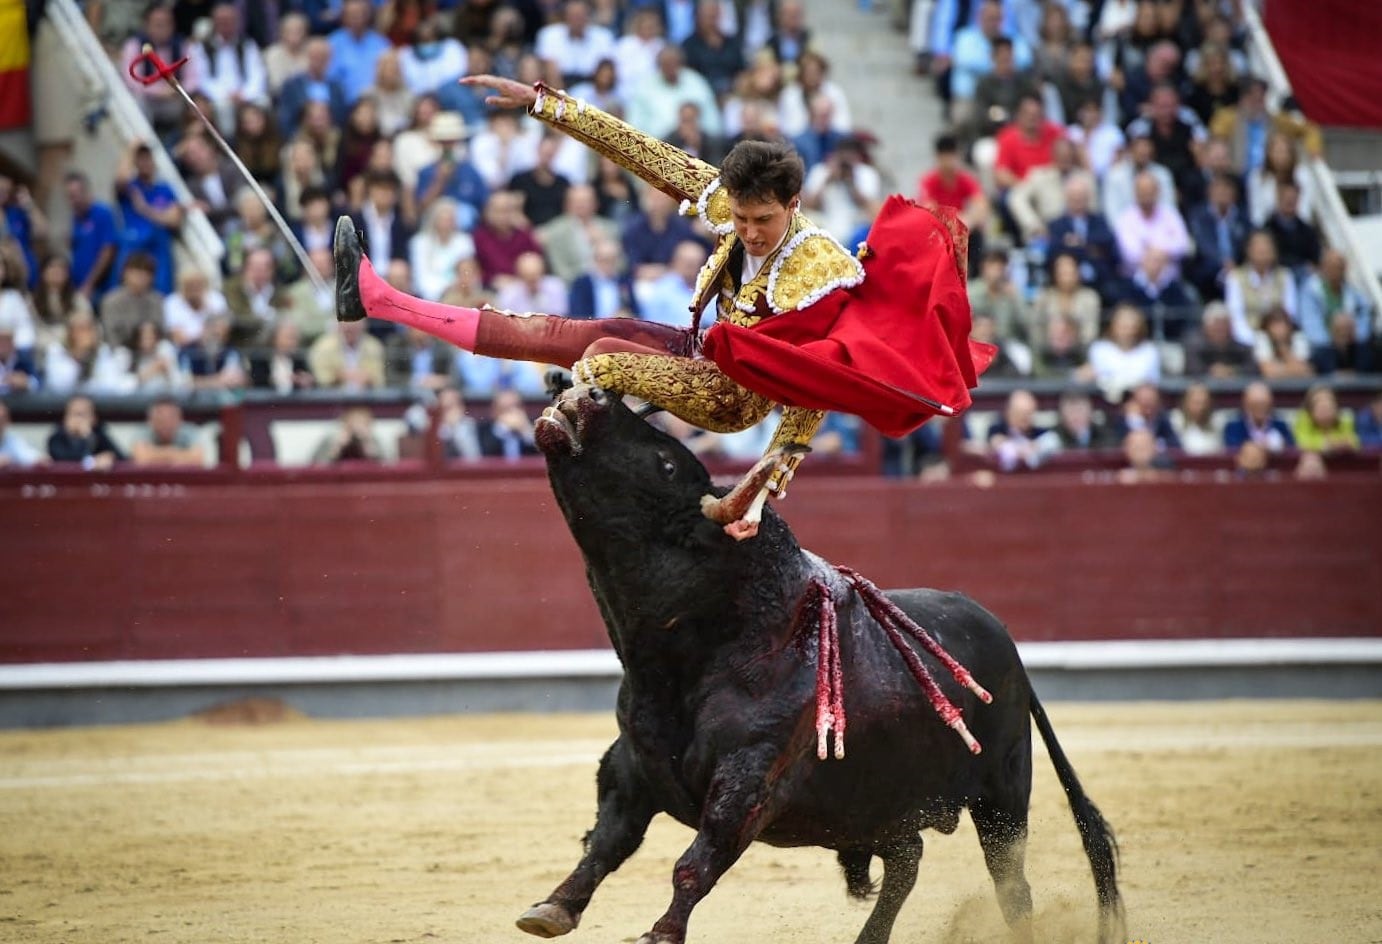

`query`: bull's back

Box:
[758,587,1032,849]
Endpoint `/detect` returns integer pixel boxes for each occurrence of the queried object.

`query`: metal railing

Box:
[43,0,224,276]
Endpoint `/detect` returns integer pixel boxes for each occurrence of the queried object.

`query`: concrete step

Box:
[798,0,944,194]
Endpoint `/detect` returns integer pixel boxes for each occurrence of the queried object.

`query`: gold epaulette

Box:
[679,177,735,233]
[765,228,865,314]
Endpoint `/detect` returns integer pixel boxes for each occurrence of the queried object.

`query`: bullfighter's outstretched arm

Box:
[462,75,719,205]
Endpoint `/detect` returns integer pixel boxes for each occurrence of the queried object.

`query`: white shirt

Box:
[194,35,269,107]
[777,81,853,138]
[163,289,230,344]
[535,23,616,81]
[398,39,468,95]
[43,342,134,395]
[470,125,541,191]
[1087,339,1161,394]
[392,129,441,193]
[362,203,397,266]
[613,34,665,94]
[1067,122,1125,180]
[803,162,883,243]
[0,289,37,349]
[410,229,476,301]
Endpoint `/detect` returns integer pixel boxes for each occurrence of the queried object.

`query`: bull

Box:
[522,383,1124,944]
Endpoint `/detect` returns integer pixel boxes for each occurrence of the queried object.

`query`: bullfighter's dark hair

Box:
[720,140,804,207]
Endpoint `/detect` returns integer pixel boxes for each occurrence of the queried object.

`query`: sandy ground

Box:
[1,701,1381,944]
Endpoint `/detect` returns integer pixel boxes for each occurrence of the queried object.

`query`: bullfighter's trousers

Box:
[357,253,823,449]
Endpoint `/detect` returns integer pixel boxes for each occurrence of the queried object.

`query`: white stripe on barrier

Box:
[1,639,1380,691]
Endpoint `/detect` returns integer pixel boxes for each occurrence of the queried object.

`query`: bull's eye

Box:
[657,452,676,478]
[589,386,607,405]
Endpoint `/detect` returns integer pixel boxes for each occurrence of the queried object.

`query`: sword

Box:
[129,46,328,293]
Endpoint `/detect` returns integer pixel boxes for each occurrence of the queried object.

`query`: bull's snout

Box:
[534,383,612,457]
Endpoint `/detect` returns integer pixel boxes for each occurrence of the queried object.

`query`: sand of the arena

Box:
[1,700,1379,944]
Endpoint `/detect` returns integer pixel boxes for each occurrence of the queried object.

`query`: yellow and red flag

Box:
[0,0,31,130]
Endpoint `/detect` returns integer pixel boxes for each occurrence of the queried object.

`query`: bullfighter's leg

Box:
[853,835,924,944]
[335,218,691,365]
[517,738,657,938]
[970,797,1035,943]
[634,749,779,944]
[576,352,803,541]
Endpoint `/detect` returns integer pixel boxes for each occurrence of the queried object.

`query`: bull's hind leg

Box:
[635,749,778,944]
[517,739,656,938]
[970,799,1035,944]
[853,835,924,944]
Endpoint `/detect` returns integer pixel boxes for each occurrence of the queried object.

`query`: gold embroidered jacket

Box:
[528,84,865,460]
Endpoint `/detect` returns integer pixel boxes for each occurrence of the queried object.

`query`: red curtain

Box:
[1265,0,1382,129]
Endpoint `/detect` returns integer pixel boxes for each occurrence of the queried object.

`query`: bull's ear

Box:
[544,368,574,400]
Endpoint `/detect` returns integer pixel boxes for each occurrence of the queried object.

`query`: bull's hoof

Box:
[516,902,579,938]
[634,934,678,944]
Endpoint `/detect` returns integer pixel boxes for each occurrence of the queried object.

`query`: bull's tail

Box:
[1029,692,1126,943]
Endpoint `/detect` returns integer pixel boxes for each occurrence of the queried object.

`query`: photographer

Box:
[801,136,882,243]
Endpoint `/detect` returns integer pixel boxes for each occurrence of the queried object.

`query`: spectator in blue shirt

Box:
[1356,392,1382,448]
[621,187,700,283]
[415,112,489,230]
[0,399,44,468]
[113,142,184,296]
[277,37,350,135]
[64,171,120,303]
[0,174,47,290]
[1223,381,1296,452]
[328,0,392,104]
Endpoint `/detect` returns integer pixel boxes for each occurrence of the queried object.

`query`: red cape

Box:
[700,196,994,439]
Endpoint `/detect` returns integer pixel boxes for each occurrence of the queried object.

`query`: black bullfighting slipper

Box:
[334,216,367,323]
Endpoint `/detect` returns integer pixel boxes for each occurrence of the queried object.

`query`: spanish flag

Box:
[0,0,30,130]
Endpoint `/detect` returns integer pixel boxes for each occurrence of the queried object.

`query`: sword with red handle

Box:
[129,45,327,292]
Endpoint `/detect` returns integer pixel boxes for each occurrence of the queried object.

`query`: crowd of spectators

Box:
[0,0,1378,477]
[902,0,1379,477]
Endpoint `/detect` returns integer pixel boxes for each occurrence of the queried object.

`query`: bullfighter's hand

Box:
[460,74,539,110]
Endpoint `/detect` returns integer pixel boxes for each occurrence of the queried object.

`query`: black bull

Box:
[524,384,1124,944]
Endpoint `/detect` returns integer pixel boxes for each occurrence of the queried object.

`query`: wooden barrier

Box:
[2,472,1378,664]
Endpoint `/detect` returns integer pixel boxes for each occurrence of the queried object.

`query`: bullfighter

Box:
[335,74,991,537]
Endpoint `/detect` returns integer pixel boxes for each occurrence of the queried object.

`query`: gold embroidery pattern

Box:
[530,88,717,204]
[693,237,736,318]
[769,407,826,451]
[767,230,865,314]
[765,408,824,499]
[694,178,734,233]
[575,353,773,434]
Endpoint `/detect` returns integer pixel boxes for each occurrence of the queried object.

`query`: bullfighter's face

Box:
[729,194,797,258]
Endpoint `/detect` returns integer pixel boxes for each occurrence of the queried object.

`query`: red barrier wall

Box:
[2,475,1379,663]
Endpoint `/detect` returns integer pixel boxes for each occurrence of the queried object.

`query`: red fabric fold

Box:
[700,195,993,439]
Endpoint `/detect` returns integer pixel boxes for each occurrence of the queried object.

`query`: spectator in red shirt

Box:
[918,133,990,272]
[471,190,544,289]
[994,94,1065,190]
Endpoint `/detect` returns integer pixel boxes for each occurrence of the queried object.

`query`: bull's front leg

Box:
[636,748,780,944]
[517,738,656,938]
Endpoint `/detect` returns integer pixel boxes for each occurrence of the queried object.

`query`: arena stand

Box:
[2,1,1381,723]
